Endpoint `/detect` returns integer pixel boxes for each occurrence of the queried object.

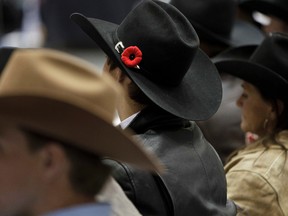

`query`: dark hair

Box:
[227,86,288,165]
[258,87,288,132]
[107,57,154,105]
[23,129,111,197]
[127,81,154,105]
[107,57,118,71]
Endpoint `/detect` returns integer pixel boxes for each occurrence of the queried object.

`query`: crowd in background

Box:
[1,0,288,215]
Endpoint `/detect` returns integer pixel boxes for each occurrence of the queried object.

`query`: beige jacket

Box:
[96,177,142,216]
[225,132,288,216]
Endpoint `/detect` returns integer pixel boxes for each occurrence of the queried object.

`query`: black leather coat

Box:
[105,106,236,216]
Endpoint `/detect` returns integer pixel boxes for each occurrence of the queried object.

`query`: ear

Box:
[37,143,70,182]
[103,58,127,83]
[119,71,132,85]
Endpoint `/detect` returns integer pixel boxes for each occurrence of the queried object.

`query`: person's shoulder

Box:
[96,178,142,216]
[225,141,287,178]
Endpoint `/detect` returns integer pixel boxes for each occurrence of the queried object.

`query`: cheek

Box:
[0,158,41,215]
[240,104,266,134]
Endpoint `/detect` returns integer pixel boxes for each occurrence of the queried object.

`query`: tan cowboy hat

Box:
[0,48,163,172]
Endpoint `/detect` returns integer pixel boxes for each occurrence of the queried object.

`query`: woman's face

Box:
[236,81,273,137]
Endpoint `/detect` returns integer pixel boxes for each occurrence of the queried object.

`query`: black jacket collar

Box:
[127,105,190,134]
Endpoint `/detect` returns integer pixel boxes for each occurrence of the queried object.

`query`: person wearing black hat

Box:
[71,0,237,215]
[170,0,265,165]
[214,32,288,215]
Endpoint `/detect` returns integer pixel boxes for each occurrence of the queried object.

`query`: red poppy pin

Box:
[121,46,142,69]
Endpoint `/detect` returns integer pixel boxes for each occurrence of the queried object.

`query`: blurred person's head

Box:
[239,0,288,34]
[214,32,288,138]
[0,48,162,216]
[170,0,265,57]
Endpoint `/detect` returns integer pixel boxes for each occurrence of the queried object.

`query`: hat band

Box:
[112,32,188,87]
[115,41,124,53]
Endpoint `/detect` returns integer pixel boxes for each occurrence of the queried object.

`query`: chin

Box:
[240,122,248,133]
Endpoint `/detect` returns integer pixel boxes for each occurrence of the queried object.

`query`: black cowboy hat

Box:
[239,0,288,22]
[71,0,222,121]
[170,0,265,47]
[214,32,288,101]
[212,44,258,63]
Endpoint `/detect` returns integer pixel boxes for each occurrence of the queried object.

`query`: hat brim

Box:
[192,19,264,46]
[71,13,222,121]
[0,96,164,173]
[215,59,288,94]
[212,44,258,63]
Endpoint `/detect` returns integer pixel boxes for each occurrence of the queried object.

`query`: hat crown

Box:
[117,0,199,86]
[171,0,236,42]
[0,49,120,123]
[250,32,288,82]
